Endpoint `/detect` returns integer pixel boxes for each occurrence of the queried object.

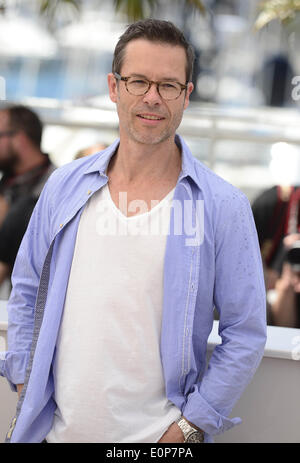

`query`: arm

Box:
[0,196,38,289]
[0,196,38,270]
[0,194,9,227]
[16,384,24,397]
[0,178,53,391]
[269,263,298,327]
[181,193,267,436]
[268,233,300,327]
[0,261,9,285]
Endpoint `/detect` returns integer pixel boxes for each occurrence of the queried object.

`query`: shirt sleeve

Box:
[0,196,38,267]
[182,192,267,436]
[0,177,53,390]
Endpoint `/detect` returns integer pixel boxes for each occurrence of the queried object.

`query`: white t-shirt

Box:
[47,183,181,443]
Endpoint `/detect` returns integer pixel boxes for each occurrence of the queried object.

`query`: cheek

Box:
[118,94,141,117]
[169,102,184,123]
[116,97,136,128]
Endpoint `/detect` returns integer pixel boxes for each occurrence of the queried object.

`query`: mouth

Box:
[136,113,165,121]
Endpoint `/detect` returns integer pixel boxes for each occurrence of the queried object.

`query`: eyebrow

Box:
[129,73,182,82]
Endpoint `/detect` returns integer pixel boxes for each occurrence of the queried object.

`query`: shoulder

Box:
[42,150,107,197]
[47,151,104,183]
[32,151,107,220]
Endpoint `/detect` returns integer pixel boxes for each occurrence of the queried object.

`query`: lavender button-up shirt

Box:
[0,135,267,443]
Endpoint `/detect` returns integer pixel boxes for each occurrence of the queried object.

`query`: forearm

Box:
[270,281,297,327]
[16,384,24,398]
[0,261,10,284]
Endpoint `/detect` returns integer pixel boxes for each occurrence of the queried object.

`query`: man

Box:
[252,184,300,290]
[268,233,300,327]
[0,20,266,443]
[0,105,55,286]
[252,183,300,327]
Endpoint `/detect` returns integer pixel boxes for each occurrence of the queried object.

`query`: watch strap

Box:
[175,416,204,443]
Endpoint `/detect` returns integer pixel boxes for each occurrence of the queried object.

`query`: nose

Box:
[142,82,162,105]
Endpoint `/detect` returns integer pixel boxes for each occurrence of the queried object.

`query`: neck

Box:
[108,136,181,185]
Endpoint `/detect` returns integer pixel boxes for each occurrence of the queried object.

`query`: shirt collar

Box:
[83,139,120,176]
[83,134,201,190]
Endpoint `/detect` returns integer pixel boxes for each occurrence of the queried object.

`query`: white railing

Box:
[208,322,300,443]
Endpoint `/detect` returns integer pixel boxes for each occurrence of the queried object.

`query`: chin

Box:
[129,129,172,146]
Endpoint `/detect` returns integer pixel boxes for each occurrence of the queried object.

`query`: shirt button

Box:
[59,223,63,228]
[87,190,92,195]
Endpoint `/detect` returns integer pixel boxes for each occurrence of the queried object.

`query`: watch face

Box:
[186,431,204,443]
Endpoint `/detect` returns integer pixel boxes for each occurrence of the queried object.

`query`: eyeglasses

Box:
[114,72,188,101]
[0,130,16,138]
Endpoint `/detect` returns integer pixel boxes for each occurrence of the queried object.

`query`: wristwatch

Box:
[176,416,204,443]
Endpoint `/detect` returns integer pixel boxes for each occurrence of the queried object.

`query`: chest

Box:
[108,179,178,218]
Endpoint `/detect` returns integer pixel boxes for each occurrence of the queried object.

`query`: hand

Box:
[157,422,184,443]
[278,262,300,293]
[16,384,24,398]
[265,267,279,290]
[283,233,300,249]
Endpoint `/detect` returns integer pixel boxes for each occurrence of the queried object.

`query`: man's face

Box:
[0,110,18,172]
[108,39,193,146]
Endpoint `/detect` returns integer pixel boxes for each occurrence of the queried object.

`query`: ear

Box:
[107,73,118,103]
[183,82,194,110]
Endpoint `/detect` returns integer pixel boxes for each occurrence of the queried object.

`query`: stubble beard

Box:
[121,110,184,147]
[126,124,172,146]
[0,143,18,173]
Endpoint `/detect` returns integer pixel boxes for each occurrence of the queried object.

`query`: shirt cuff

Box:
[0,350,29,391]
[182,387,242,436]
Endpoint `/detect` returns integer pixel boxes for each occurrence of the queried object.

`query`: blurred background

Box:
[2,0,300,326]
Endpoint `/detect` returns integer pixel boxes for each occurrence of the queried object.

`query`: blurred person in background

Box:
[252,146,300,327]
[252,184,297,291]
[0,105,55,288]
[252,186,300,327]
[267,233,300,328]
[74,142,108,160]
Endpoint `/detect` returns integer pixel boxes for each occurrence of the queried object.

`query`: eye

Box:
[160,82,178,90]
[130,79,148,86]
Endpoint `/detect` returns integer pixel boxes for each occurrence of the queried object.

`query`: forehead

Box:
[121,39,187,81]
